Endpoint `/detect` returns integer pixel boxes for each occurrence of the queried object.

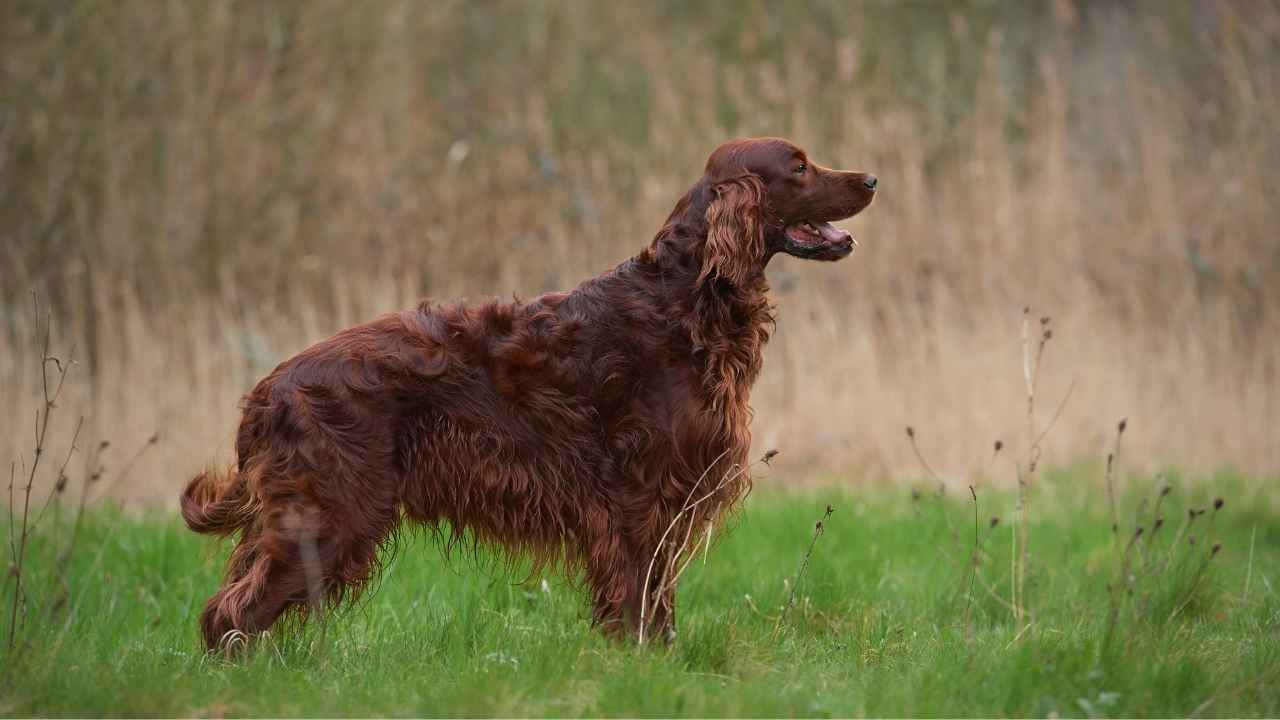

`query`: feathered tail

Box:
[179,465,254,535]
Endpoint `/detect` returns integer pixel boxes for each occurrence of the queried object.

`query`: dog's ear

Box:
[701,174,766,287]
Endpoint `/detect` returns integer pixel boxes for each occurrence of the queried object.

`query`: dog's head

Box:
[697,137,876,285]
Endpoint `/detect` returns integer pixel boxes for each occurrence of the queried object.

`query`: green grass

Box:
[3,470,1278,717]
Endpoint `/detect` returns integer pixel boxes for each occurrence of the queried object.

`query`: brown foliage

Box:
[2,2,1277,506]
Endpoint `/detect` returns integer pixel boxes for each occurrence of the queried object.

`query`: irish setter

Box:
[181,137,876,650]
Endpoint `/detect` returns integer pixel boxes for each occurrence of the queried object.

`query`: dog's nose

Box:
[863,175,878,191]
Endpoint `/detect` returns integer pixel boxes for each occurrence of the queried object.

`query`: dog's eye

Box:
[793,163,807,175]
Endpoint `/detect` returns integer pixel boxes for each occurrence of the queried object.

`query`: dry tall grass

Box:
[3,1,1277,504]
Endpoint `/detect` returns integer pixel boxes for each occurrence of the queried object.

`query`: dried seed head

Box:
[1153,517,1164,531]
[1160,485,1172,497]
[1043,329,1053,341]
[906,426,915,439]
[911,489,922,502]
[1211,543,1222,557]
[54,472,68,494]
[994,440,1003,453]
[1188,537,1197,546]
[1213,498,1224,511]
[1040,316,1051,325]
[99,440,110,449]
[148,434,160,445]
[1023,306,1031,315]
[990,516,1000,528]
[763,449,779,464]
[1134,526,1144,538]
[825,504,834,516]
[1118,418,1127,434]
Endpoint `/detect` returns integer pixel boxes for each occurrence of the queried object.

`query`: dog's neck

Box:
[628,203,775,413]
[635,179,771,295]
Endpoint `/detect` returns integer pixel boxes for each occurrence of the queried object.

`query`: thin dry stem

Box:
[7,293,75,655]
[906,427,947,496]
[964,485,980,629]
[31,416,84,531]
[1167,548,1218,624]
[1104,527,1145,651]
[654,460,755,590]
[644,453,766,634]
[779,504,835,628]
[637,447,736,644]
[90,433,159,503]
[1105,420,1127,536]
[1244,523,1256,601]
[905,427,956,539]
[1031,379,1076,450]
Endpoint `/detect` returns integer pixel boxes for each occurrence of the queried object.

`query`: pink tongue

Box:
[815,221,852,243]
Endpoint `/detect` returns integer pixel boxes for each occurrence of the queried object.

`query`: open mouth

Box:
[782,220,858,260]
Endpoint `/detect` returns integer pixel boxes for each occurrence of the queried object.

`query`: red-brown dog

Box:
[182,137,876,649]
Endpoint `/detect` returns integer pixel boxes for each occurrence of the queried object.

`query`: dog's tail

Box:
[180,464,255,535]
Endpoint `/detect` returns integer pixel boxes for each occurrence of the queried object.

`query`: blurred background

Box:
[2,0,1277,505]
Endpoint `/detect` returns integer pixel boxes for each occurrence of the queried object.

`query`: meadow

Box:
[3,471,1277,717]
[3,2,1279,716]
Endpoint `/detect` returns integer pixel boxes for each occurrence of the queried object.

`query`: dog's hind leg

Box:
[198,496,397,652]
[199,524,275,651]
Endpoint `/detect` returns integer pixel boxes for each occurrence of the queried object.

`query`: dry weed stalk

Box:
[967,441,1003,630]
[60,440,110,569]
[1104,525,1145,650]
[637,449,769,644]
[906,426,946,497]
[1105,419,1128,537]
[778,503,835,628]
[1165,503,1209,573]
[905,426,957,540]
[1135,481,1172,579]
[1244,523,1256,602]
[1163,498,1225,624]
[1010,308,1077,633]
[1167,541,1223,624]
[26,418,83,546]
[6,294,77,656]
[906,308,1072,636]
[1102,473,1229,653]
[964,485,980,629]
[905,427,1003,631]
